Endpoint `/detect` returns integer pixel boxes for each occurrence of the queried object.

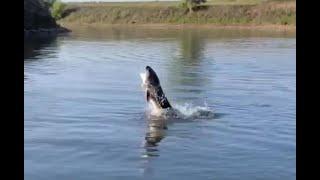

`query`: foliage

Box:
[50,0,66,20]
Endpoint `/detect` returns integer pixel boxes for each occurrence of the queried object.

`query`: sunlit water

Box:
[24,26,296,180]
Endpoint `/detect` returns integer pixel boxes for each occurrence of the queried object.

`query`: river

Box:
[24,26,296,180]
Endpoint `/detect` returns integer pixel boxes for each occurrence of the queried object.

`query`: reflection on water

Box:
[179,30,205,63]
[24,26,296,180]
[24,37,59,80]
[144,115,167,148]
[24,37,58,60]
[165,29,212,104]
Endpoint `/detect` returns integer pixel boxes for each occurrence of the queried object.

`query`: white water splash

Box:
[173,102,214,119]
[146,102,214,119]
[140,72,147,88]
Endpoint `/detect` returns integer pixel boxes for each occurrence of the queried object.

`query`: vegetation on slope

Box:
[58,0,295,26]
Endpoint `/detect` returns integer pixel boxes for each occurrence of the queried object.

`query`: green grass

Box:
[59,0,295,26]
[65,0,264,6]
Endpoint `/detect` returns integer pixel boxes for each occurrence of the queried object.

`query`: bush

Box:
[51,0,66,20]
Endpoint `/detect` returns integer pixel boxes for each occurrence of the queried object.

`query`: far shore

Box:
[59,0,296,30]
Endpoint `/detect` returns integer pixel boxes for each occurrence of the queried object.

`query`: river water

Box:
[24,26,296,180]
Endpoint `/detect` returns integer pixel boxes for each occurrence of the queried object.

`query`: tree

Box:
[183,0,207,13]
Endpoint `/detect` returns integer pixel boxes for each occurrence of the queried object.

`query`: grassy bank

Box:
[58,0,295,27]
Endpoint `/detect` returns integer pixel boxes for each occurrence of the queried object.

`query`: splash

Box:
[145,102,214,120]
[140,72,147,87]
[173,102,214,119]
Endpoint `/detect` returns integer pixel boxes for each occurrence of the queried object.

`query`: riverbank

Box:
[59,0,295,28]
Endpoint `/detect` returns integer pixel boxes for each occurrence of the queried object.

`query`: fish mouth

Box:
[146,66,151,71]
[140,66,154,85]
[144,66,160,87]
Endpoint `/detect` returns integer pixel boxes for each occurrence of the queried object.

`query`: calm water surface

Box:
[24,26,296,180]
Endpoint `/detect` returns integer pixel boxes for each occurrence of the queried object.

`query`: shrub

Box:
[51,0,66,20]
